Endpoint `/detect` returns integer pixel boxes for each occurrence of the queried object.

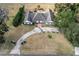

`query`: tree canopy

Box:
[55,3,79,47]
[0,8,9,44]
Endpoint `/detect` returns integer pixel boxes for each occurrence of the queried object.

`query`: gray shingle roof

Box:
[33,13,47,22]
[24,9,53,24]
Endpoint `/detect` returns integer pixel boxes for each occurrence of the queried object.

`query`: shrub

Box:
[48,34,52,39]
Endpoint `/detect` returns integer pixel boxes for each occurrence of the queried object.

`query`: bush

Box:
[0,35,5,43]
[48,34,52,39]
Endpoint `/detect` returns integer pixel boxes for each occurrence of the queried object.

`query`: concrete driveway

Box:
[10,27,59,55]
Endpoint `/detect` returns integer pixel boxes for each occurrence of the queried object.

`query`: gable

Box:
[33,13,47,22]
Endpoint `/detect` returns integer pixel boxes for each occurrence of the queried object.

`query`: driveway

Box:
[10,27,59,55]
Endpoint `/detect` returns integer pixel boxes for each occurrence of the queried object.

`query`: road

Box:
[10,27,59,55]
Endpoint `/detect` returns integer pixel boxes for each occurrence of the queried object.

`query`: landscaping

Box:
[0,4,77,55]
[55,3,79,47]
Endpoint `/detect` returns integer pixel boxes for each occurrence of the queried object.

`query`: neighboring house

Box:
[24,9,54,25]
[0,8,9,24]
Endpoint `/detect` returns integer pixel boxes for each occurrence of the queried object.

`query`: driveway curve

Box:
[10,27,59,55]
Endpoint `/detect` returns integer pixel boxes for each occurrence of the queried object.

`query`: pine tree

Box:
[13,6,25,27]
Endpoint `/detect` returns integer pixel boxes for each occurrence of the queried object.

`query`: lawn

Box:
[21,32,74,55]
[0,16,35,54]
[0,17,74,55]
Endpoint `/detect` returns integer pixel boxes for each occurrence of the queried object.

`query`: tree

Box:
[54,3,79,47]
[55,9,75,29]
[0,24,8,43]
[0,8,9,44]
[13,6,25,27]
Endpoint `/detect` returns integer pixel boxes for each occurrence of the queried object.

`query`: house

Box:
[24,6,54,25]
[0,8,9,24]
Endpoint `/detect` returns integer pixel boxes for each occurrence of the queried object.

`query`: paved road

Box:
[10,27,59,55]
